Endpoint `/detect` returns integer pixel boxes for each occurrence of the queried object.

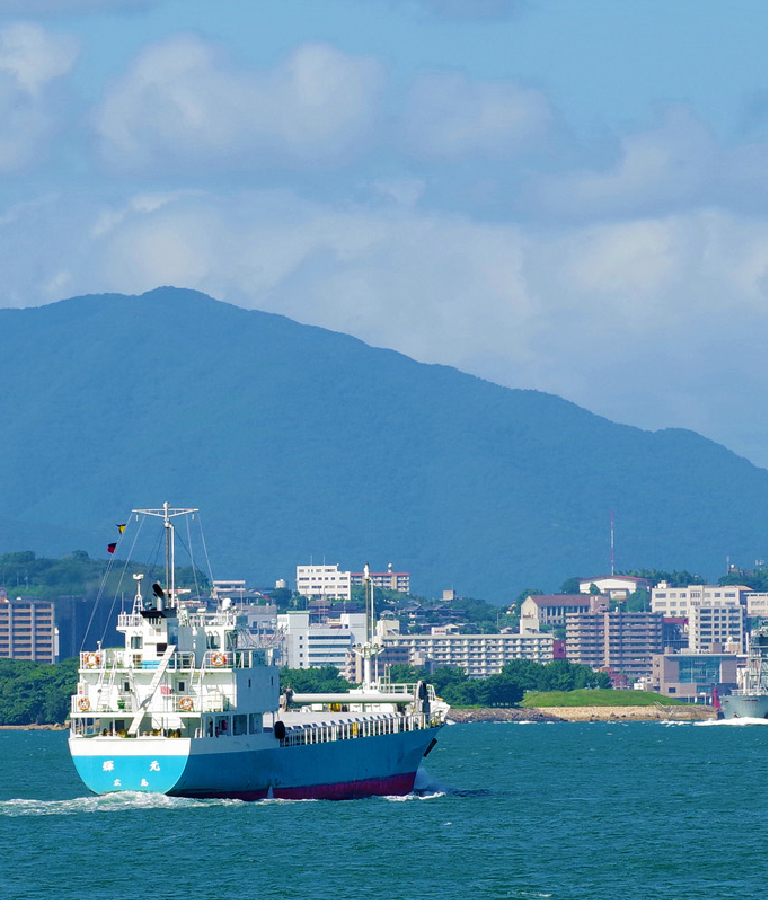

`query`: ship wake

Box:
[695,717,768,726]
[0,792,246,816]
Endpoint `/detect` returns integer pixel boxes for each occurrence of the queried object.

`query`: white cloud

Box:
[5,182,768,464]
[95,35,384,172]
[401,71,552,161]
[0,22,78,95]
[0,23,78,171]
[79,195,768,466]
[533,107,768,220]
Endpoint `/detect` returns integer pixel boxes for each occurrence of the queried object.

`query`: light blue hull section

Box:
[70,728,440,800]
[71,750,188,794]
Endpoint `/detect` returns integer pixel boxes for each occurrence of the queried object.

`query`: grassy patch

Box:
[522,689,685,708]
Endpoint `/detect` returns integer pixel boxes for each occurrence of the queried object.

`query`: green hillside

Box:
[1,287,767,601]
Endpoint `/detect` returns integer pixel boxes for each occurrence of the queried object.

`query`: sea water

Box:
[1,720,766,900]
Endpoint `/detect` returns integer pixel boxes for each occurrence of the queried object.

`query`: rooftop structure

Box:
[578,576,651,598]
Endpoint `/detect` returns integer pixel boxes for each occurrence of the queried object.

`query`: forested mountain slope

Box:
[1,287,765,601]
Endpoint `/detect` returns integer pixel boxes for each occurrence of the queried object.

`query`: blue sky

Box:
[3,0,768,466]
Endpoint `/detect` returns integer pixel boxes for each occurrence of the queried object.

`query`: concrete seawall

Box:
[447,706,716,723]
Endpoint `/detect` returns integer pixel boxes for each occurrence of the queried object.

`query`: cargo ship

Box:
[68,504,447,799]
[720,623,768,719]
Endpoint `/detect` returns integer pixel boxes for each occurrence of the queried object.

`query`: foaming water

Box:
[0,791,244,816]
[696,716,768,726]
[384,791,446,801]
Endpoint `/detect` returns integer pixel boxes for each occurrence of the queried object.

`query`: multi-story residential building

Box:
[649,652,740,701]
[277,610,366,670]
[296,565,352,602]
[350,566,410,594]
[382,629,554,678]
[519,594,608,632]
[650,583,750,616]
[566,610,664,678]
[687,604,744,653]
[0,593,56,663]
[578,575,651,598]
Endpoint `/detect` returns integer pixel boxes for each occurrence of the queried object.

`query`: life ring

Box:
[179,697,193,712]
[78,697,90,712]
[211,653,225,667]
[85,653,100,668]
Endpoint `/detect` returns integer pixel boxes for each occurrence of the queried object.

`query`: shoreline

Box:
[0,705,717,729]
[447,706,716,723]
[0,724,67,730]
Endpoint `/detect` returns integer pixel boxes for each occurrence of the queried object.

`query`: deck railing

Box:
[80,647,265,672]
[278,713,437,748]
[71,689,230,716]
[375,681,438,703]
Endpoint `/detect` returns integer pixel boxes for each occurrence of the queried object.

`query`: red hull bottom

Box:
[172,771,417,802]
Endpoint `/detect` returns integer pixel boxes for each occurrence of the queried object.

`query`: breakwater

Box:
[447,705,716,723]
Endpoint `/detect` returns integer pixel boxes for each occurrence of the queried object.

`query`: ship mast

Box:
[132,503,198,608]
[355,562,381,690]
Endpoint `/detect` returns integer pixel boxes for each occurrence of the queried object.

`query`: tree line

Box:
[387,659,611,707]
[0,657,78,725]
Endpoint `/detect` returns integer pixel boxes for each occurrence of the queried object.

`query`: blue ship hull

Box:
[70,727,440,800]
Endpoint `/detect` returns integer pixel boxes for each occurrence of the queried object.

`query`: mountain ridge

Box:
[1,286,766,601]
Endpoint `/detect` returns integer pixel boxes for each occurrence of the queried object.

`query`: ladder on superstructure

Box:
[127,644,176,736]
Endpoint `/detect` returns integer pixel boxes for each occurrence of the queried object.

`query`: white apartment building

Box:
[277,610,366,670]
[650,583,750,616]
[687,605,745,654]
[383,630,555,678]
[519,594,605,631]
[296,565,352,602]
